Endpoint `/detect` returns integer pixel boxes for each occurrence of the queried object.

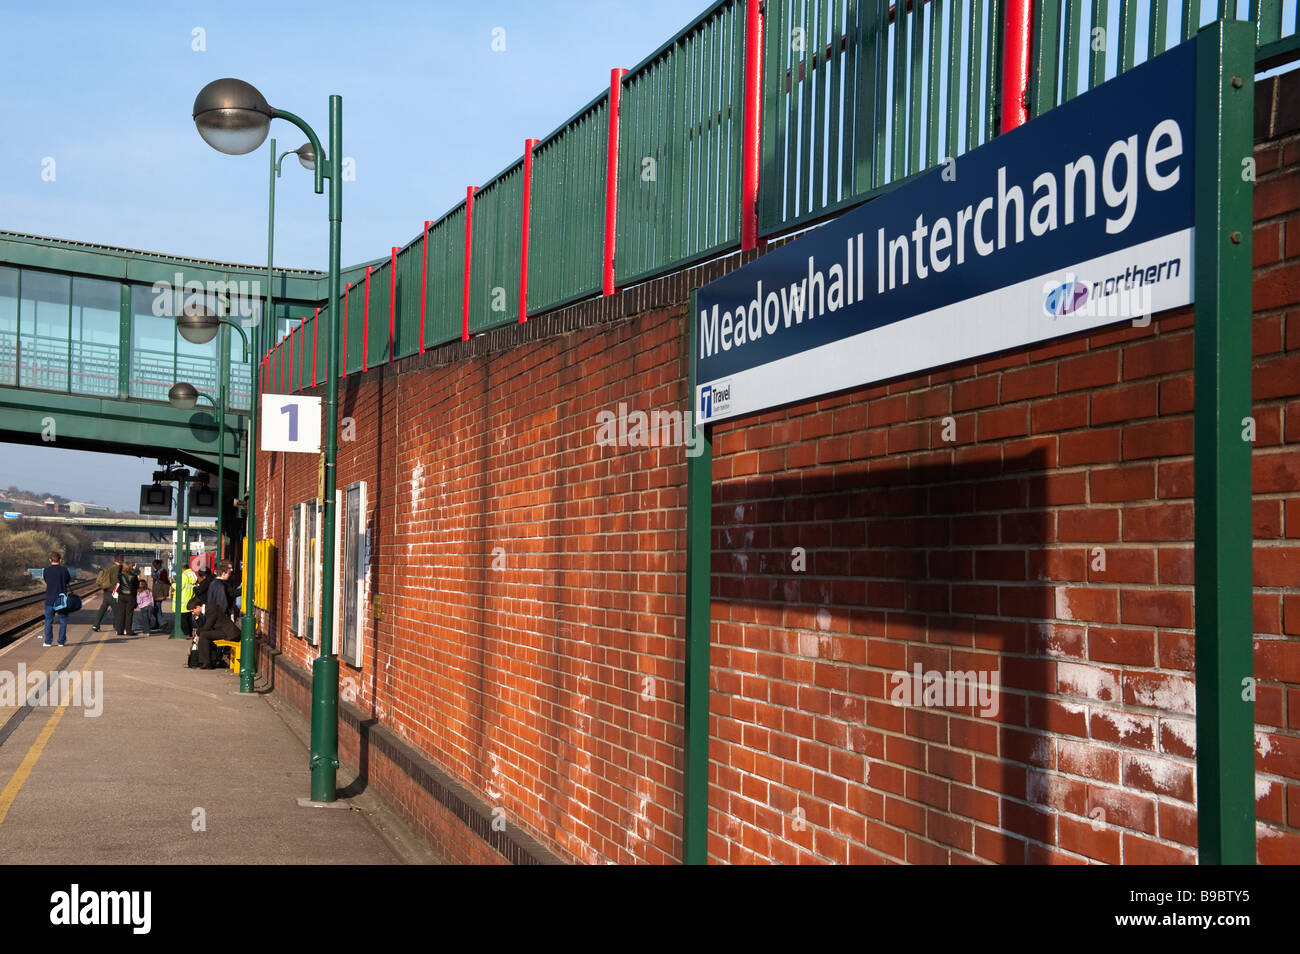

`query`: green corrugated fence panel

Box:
[469,161,525,333]
[615,0,744,285]
[345,280,364,375]
[423,207,466,348]
[528,98,608,313]
[297,320,308,391]
[315,307,331,386]
[367,261,391,369]
[395,241,421,359]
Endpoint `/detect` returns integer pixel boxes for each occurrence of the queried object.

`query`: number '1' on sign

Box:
[262,395,323,453]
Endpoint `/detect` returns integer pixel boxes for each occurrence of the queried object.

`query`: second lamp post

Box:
[193,77,343,804]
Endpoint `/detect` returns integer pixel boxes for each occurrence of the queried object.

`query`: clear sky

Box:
[0,0,712,510]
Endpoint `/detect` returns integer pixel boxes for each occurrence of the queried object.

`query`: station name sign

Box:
[695,39,1196,425]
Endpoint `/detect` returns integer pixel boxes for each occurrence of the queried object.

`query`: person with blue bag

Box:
[43,551,73,648]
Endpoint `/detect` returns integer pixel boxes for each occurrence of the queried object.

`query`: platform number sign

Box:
[262,395,322,454]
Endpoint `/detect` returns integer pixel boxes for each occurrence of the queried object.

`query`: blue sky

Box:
[0,0,710,510]
[0,0,710,269]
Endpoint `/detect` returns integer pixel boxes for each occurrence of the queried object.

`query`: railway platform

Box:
[0,592,437,864]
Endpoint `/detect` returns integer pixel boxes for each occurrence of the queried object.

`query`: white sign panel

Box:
[261,394,322,454]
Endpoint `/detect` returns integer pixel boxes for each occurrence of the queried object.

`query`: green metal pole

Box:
[683,288,712,864]
[309,95,343,803]
[171,472,186,639]
[1193,18,1255,865]
[172,473,190,638]
[267,103,336,799]
[216,321,225,562]
[239,139,278,693]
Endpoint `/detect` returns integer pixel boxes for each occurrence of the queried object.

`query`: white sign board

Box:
[261,394,322,454]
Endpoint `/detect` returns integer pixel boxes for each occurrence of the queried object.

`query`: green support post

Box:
[172,473,190,639]
[238,138,277,694]
[683,288,712,865]
[308,96,343,803]
[1192,19,1255,865]
[171,472,186,639]
[118,282,131,400]
[216,321,226,561]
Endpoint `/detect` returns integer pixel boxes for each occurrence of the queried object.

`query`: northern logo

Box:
[1044,279,1089,318]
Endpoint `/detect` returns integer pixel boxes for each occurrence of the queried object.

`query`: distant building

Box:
[68,502,109,515]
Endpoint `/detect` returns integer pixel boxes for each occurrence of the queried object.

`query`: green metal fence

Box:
[760,0,1003,235]
[367,262,391,369]
[527,95,609,314]
[469,160,526,332]
[615,0,747,286]
[274,0,1298,392]
[1031,0,1300,115]
[395,240,422,359]
[424,202,469,348]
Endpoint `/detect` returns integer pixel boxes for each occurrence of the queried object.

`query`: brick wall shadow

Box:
[709,447,1052,863]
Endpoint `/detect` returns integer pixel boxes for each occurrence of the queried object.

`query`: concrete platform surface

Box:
[0,598,413,864]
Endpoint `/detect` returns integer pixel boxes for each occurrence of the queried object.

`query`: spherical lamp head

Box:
[168,382,199,410]
[193,78,273,155]
[177,302,220,345]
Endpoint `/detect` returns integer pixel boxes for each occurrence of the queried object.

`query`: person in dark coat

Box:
[42,551,72,647]
[91,553,124,632]
[112,561,140,636]
[196,562,239,669]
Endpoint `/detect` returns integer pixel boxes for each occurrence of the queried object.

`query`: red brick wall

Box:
[259,301,691,865]
[255,75,1300,864]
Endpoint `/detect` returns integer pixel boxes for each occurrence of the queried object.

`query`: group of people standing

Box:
[85,554,241,669]
[91,555,171,636]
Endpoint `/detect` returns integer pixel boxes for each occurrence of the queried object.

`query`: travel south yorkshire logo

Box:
[699,381,731,421]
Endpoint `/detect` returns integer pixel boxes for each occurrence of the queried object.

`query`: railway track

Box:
[0,580,100,646]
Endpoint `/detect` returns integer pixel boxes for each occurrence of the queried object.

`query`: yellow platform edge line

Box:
[0,638,109,830]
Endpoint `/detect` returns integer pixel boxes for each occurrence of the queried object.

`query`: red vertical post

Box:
[1000,0,1034,132]
[741,0,764,250]
[312,308,319,387]
[288,323,294,391]
[518,138,538,323]
[389,246,398,362]
[462,186,475,341]
[362,266,372,372]
[603,68,627,296]
[420,220,431,353]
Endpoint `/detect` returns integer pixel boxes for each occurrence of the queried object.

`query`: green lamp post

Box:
[193,77,343,803]
[251,136,314,690]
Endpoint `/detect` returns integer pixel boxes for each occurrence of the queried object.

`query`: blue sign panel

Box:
[695,38,1196,424]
